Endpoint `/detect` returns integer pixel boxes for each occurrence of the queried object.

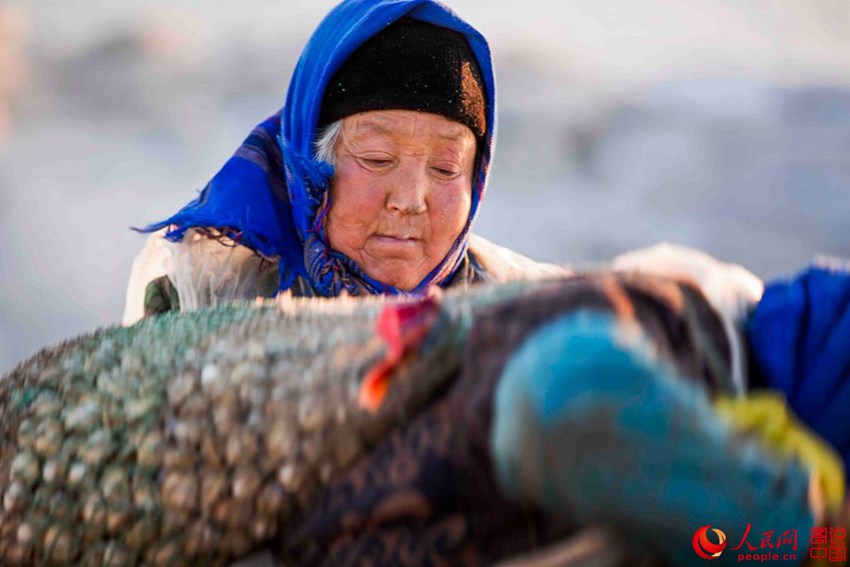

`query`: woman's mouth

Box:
[372,234,419,244]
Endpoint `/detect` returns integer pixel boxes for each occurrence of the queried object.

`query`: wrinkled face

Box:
[325,109,477,291]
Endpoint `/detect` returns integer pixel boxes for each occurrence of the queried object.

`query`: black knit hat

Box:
[319,17,487,141]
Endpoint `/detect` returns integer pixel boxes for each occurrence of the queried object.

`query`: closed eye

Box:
[432,167,459,178]
[358,157,393,169]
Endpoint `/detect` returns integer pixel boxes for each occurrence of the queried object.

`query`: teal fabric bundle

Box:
[492,311,812,565]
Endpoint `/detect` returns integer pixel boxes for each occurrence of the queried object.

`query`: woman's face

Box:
[325,109,477,291]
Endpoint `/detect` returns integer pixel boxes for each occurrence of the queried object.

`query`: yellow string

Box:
[714,391,845,515]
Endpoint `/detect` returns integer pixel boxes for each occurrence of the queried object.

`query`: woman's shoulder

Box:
[123,229,280,326]
[467,234,570,284]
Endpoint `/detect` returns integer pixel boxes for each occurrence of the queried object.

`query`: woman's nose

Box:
[386,163,427,215]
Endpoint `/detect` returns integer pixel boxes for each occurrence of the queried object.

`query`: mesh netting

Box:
[0,280,547,565]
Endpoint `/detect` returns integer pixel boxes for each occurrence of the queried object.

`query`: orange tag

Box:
[358,293,441,412]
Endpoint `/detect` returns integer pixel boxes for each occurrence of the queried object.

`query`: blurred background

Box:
[1,0,849,373]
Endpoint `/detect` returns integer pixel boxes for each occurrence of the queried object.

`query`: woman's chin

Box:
[370,269,421,291]
[363,261,428,291]
[352,238,445,290]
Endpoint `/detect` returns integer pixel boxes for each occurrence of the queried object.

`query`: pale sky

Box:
[23,0,850,86]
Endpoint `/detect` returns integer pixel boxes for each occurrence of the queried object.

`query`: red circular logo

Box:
[692,525,727,560]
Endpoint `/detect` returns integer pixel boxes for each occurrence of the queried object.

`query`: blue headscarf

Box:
[139,0,497,297]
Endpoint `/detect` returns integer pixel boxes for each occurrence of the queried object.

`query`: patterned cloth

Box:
[281,273,732,565]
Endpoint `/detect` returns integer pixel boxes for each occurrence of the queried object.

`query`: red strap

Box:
[358,293,441,412]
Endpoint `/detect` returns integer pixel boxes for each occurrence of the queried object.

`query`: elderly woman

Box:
[123,0,563,324]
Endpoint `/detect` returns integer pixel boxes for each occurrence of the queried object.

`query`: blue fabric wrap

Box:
[747,261,850,479]
[138,0,497,297]
[138,115,305,290]
[492,311,812,566]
